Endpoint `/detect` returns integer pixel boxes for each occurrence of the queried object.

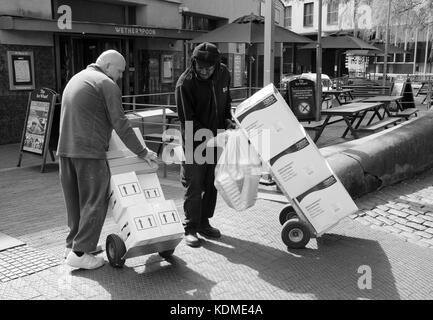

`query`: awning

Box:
[0,16,205,40]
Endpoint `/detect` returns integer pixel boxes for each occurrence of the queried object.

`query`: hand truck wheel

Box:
[106,234,126,268]
[281,218,311,249]
[158,249,175,259]
[279,205,297,225]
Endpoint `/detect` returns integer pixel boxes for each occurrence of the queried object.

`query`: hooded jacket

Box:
[175,60,232,147]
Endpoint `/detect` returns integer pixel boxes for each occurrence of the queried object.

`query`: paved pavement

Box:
[1,98,433,301]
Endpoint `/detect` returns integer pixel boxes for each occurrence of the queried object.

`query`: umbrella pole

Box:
[248,47,253,97]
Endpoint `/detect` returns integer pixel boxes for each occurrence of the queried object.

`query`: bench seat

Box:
[356,118,401,132]
[390,108,419,120]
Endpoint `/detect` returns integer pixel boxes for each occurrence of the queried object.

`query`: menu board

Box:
[18,88,58,172]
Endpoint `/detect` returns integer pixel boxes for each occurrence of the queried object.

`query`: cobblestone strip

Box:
[353,180,433,249]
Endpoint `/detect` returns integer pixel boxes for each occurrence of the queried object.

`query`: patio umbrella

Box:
[189,14,312,91]
[190,14,312,44]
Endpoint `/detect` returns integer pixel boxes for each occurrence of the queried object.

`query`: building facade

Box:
[0,0,265,145]
[283,0,431,79]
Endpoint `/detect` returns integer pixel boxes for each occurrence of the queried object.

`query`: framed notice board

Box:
[17,88,59,172]
[7,51,36,91]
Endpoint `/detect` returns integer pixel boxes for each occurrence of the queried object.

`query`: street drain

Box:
[0,245,60,282]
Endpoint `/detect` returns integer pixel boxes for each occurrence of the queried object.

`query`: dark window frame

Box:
[285,6,292,28]
[303,2,314,27]
[327,0,338,25]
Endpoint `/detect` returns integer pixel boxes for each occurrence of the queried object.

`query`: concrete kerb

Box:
[321,112,433,199]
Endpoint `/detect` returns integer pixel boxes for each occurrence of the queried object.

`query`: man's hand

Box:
[225,119,237,129]
[139,149,158,166]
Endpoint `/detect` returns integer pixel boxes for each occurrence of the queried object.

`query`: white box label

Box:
[134,215,158,230]
[158,210,180,225]
[118,182,141,197]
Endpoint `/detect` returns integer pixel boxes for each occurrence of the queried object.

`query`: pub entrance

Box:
[55,35,136,97]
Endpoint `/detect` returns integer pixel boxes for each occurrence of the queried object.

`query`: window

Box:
[285,6,292,28]
[304,3,314,27]
[182,14,219,31]
[275,8,280,24]
[327,0,338,25]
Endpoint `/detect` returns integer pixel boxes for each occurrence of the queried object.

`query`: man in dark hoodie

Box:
[175,42,236,247]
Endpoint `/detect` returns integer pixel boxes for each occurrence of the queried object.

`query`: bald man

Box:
[58,49,157,270]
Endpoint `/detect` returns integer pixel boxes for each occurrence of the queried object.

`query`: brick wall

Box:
[0,45,55,145]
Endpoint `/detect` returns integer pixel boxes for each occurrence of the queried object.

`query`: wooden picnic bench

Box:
[341,84,394,98]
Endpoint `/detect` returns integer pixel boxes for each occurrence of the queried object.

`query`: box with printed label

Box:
[234,84,306,162]
[137,173,165,203]
[292,175,359,235]
[108,171,146,223]
[152,200,184,238]
[116,203,163,250]
[269,137,333,195]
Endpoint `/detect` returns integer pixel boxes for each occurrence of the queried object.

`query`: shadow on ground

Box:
[201,233,399,300]
[69,254,216,300]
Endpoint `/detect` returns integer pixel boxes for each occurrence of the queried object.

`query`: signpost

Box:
[288,79,317,121]
[17,87,59,172]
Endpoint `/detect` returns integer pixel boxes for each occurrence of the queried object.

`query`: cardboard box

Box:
[292,175,359,234]
[234,84,306,161]
[108,171,146,223]
[106,128,146,160]
[269,136,333,195]
[116,200,183,251]
[137,173,165,203]
[117,203,163,250]
[109,157,158,175]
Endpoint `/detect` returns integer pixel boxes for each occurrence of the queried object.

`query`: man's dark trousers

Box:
[181,162,217,233]
[59,157,110,253]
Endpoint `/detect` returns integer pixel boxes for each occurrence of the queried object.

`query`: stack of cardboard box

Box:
[234,84,358,235]
[106,128,184,253]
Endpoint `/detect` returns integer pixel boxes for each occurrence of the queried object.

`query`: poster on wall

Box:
[7,51,35,90]
[161,54,174,83]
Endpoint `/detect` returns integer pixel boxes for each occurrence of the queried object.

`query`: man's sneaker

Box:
[185,232,201,247]
[66,251,105,270]
[198,224,221,238]
[64,248,72,259]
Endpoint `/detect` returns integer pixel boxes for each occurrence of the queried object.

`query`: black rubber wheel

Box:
[106,234,126,268]
[159,249,175,259]
[279,206,297,225]
[281,219,311,249]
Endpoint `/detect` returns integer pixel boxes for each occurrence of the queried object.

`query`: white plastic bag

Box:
[214,129,262,211]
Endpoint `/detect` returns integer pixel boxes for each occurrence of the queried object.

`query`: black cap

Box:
[192,42,220,67]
